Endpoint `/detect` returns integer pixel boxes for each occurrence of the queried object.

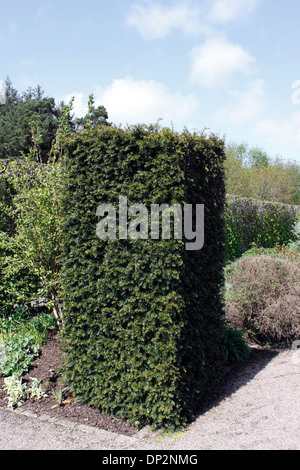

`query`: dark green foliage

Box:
[0,80,59,162]
[225,195,300,261]
[75,94,111,130]
[224,323,249,364]
[60,124,227,429]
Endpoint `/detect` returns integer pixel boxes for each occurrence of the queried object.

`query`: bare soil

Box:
[0,331,138,437]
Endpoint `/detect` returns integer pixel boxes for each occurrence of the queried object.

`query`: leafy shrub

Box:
[61,124,227,429]
[0,162,40,315]
[0,95,74,320]
[0,159,64,323]
[225,254,300,346]
[225,196,299,261]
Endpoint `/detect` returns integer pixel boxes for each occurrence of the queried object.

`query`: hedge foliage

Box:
[60,124,227,429]
[225,195,300,261]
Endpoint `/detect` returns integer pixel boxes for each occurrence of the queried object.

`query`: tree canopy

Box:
[0,78,110,163]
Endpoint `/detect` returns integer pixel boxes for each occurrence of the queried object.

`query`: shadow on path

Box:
[193,346,279,421]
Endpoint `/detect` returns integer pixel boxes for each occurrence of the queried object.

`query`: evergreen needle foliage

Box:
[60,124,227,429]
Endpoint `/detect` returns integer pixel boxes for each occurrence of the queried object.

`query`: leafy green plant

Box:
[0,332,40,377]
[51,386,63,408]
[3,375,47,407]
[224,323,249,364]
[0,308,56,340]
[29,377,48,400]
[0,97,75,322]
[0,159,64,325]
[3,375,28,407]
[0,309,56,377]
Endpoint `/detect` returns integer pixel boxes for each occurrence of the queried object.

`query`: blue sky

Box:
[1,0,300,164]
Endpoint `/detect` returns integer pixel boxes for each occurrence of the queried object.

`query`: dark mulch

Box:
[0,332,139,437]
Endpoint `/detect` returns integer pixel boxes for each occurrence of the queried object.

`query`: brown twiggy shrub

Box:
[225,254,300,346]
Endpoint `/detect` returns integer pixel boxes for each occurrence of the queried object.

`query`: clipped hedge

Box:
[225,195,300,261]
[60,124,227,429]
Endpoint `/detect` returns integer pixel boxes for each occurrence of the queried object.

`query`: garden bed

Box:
[0,332,139,437]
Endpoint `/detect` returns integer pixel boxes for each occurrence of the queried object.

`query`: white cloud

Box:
[63,92,87,118]
[253,112,300,149]
[127,0,259,39]
[94,77,196,127]
[126,1,208,40]
[207,0,259,24]
[190,37,255,88]
[216,79,265,124]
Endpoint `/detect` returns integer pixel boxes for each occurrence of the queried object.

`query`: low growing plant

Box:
[224,323,249,364]
[51,386,63,408]
[0,310,56,377]
[28,377,48,400]
[3,375,47,408]
[3,375,28,407]
[0,332,40,377]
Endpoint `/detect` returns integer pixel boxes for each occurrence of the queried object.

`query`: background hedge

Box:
[225,195,300,261]
[60,124,227,429]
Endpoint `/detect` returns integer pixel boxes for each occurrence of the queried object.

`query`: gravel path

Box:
[0,348,299,450]
[143,348,300,450]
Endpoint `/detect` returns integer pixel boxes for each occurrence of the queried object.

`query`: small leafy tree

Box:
[50,97,75,161]
[0,98,75,325]
[0,159,64,325]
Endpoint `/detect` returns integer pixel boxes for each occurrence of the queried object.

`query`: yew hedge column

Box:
[60,124,227,429]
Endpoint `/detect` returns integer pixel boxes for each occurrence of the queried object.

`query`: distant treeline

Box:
[1,76,299,205]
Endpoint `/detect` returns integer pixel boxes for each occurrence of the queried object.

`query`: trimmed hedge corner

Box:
[60,124,227,429]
